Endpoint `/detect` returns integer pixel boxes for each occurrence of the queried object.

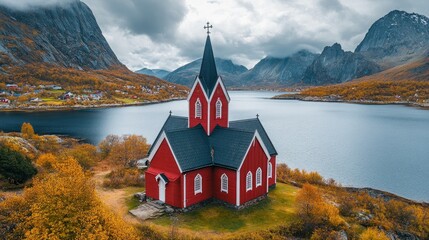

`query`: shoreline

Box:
[0,97,185,113]
[272,94,429,110]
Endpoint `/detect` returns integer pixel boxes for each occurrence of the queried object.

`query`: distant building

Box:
[0,97,10,104]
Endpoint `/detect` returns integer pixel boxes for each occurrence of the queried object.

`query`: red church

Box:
[145,29,278,209]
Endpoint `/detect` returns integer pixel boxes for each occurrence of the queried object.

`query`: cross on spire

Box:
[204,22,213,35]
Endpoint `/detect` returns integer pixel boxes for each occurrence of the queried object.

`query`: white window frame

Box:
[221,173,228,193]
[194,174,202,195]
[246,171,252,192]
[268,162,272,178]
[215,98,222,119]
[256,167,262,187]
[195,98,202,119]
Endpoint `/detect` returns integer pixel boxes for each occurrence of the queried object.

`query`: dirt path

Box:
[92,169,141,225]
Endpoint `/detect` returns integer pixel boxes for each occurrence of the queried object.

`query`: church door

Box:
[158,180,166,202]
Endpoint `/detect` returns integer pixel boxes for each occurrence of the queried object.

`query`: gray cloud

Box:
[0,0,76,10]
[84,0,187,40]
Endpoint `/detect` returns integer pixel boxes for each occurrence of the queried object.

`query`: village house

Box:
[145,30,277,209]
[0,97,10,104]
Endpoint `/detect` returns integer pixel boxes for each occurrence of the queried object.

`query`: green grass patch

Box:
[41,97,63,105]
[149,183,298,235]
[113,97,136,104]
[124,186,145,210]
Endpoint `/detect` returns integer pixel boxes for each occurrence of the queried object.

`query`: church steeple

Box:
[188,23,229,135]
[199,35,218,97]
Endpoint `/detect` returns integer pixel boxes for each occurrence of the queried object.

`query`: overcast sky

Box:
[1,0,429,71]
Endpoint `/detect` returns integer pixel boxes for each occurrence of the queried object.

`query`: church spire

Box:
[199,23,218,97]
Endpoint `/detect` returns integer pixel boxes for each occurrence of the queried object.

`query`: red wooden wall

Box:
[213,167,236,205]
[189,82,208,133]
[145,139,182,208]
[239,138,269,205]
[209,84,229,134]
[268,156,276,187]
[184,167,213,207]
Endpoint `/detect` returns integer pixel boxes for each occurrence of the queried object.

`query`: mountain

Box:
[302,43,381,85]
[0,0,123,70]
[164,58,247,87]
[355,10,429,68]
[135,68,170,79]
[238,50,318,86]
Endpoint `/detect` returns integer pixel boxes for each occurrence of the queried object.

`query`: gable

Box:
[229,118,277,155]
[148,115,188,155]
[148,138,181,174]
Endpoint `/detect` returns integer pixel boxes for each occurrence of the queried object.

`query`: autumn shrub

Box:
[0,156,139,239]
[62,143,99,169]
[295,184,344,235]
[0,145,37,184]
[277,163,327,186]
[20,122,35,139]
[99,134,149,167]
[359,228,389,240]
[103,168,145,189]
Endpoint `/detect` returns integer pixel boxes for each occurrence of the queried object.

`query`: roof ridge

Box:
[213,126,255,135]
[169,115,188,119]
[166,124,205,134]
[229,118,258,123]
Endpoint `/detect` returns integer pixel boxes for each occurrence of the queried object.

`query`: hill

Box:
[135,68,170,79]
[0,0,122,70]
[0,1,188,109]
[301,43,381,85]
[238,50,318,87]
[356,10,429,68]
[164,57,247,87]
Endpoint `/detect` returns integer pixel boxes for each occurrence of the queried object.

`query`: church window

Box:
[195,99,202,118]
[268,162,272,178]
[256,168,262,187]
[216,98,222,119]
[194,174,202,194]
[246,171,252,191]
[221,173,228,193]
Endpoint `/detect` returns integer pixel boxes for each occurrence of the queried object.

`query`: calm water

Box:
[1,91,429,202]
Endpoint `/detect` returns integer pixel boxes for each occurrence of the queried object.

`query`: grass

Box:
[125,186,145,210]
[113,97,137,104]
[40,97,63,105]
[147,183,298,237]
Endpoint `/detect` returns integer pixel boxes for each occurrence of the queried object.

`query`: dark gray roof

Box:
[229,118,278,155]
[165,126,212,172]
[149,116,277,172]
[198,36,218,97]
[148,115,188,155]
[210,127,255,169]
[158,173,169,183]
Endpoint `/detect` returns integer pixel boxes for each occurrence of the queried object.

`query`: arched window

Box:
[268,162,272,178]
[216,98,222,119]
[246,171,252,191]
[195,98,202,118]
[221,173,228,193]
[194,174,202,194]
[256,168,262,187]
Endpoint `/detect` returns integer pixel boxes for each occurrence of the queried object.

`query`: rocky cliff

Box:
[164,57,247,87]
[0,0,123,70]
[356,10,429,68]
[302,43,381,85]
[238,50,318,86]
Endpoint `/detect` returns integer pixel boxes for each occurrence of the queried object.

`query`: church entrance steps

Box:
[129,201,166,220]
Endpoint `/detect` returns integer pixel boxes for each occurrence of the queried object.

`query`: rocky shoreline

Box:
[0,97,185,112]
[273,93,429,109]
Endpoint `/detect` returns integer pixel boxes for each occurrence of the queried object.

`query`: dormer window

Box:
[195,98,202,118]
[216,98,222,119]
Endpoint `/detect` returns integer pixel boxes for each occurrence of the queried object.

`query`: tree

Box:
[296,184,343,234]
[21,122,35,139]
[0,156,139,239]
[102,135,149,167]
[0,145,37,184]
[63,144,98,170]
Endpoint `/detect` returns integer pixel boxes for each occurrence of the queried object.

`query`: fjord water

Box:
[1,91,429,202]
